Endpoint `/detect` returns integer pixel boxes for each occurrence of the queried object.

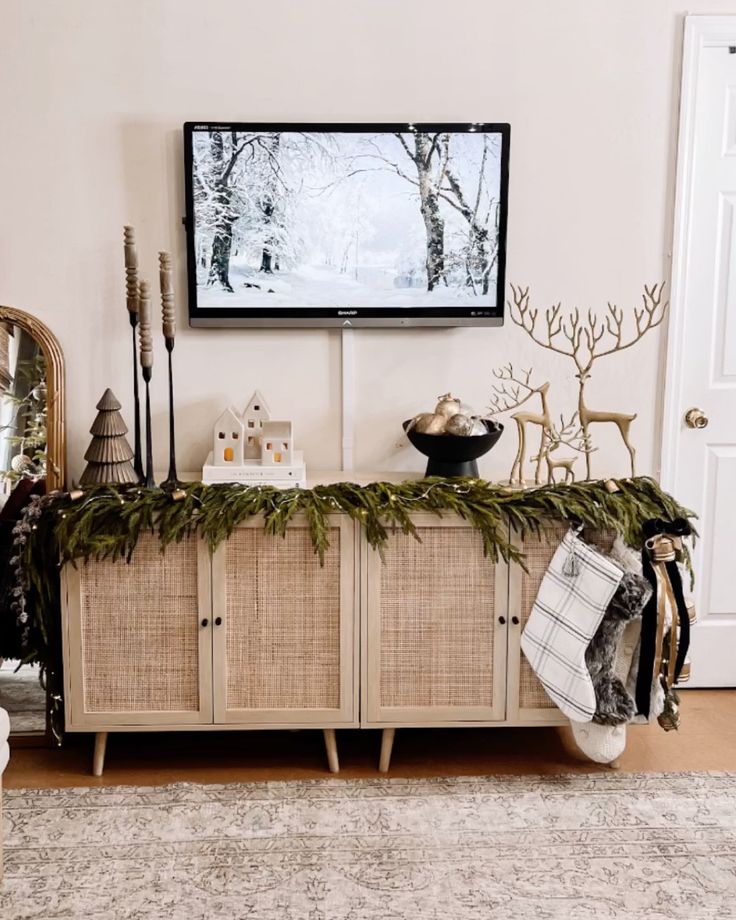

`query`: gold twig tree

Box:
[507,283,668,479]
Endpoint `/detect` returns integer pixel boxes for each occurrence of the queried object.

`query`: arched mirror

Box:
[0,306,65,741]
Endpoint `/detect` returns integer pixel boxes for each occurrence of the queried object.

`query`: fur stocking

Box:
[586,571,652,725]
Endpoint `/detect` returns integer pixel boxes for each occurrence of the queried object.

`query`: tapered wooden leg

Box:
[379,728,396,773]
[322,729,339,774]
[92,731,108,777]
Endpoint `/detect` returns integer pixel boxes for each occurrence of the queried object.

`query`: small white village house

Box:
[213,406,244,465]
[261,420,292,465]
[243,389,270,459]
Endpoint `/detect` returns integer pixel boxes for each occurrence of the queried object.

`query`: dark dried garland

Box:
[15,476,695,742]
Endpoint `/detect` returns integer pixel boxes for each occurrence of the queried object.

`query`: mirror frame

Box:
[0,306,65,491]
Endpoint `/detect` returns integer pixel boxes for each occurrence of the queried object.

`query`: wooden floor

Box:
[5,690,735,789]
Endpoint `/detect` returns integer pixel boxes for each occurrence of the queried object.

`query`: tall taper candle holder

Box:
[124,225,144,482]
[158,251,181,490]
[137,279,155,489]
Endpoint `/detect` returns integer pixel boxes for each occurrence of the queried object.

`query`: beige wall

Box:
[2,0,734,482]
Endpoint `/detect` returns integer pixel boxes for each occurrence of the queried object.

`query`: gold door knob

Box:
[684,408,708,429]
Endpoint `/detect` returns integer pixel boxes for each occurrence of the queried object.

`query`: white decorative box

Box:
[202,451,306,488]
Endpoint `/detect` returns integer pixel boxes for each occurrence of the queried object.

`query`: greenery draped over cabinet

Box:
[18,476,695,741]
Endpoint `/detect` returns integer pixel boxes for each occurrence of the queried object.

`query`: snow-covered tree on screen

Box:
[191,128,504,309]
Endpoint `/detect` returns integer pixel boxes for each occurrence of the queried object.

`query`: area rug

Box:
[1,772,735,919]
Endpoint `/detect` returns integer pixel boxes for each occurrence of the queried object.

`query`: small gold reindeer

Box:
[531,416,590,485]
[532,443,577,484]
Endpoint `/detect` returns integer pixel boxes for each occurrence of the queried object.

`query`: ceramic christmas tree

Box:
[79,388,138,485]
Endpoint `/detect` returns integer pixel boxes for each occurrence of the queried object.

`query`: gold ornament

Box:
[407,412,433,433]
[445,413,474,436]
[435,393,461,418]
[415,413,447,435]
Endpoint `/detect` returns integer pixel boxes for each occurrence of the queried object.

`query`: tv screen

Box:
[184,122,510,327]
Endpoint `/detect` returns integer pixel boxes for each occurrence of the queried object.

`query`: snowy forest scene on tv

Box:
[190,127,506,310]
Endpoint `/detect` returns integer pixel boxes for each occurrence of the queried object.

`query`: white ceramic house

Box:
[261,421,293,465]
[213,406,245,466]
[243,390,270,459]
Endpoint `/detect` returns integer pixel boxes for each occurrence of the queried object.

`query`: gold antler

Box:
[508,282,668,376]
[508,284,584,369]
[590,282,668,362]
[545,413,595,455]
[487,363,539,415]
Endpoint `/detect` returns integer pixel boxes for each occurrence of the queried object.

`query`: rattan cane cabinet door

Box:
[61,534,212,728]
[507,523,616,723]
[212,515,356,726]
[363,515,508,725]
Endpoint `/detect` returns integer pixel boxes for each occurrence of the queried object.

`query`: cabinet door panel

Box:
[364,516,507,724]
[213,516,355,725]
[62,535,212,727]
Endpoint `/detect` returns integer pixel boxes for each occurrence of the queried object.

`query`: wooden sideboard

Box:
[61,513,613,774]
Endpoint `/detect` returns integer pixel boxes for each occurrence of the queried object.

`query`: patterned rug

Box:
[1,772,735,919]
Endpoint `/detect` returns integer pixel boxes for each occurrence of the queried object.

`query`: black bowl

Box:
[403,418,504,478]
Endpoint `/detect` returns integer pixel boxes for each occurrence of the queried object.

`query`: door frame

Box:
[661,15,736,487]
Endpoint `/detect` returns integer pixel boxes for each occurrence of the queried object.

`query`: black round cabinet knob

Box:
[215,616,223,626]
[511,615,520,625]
[498,616,506,625]
[201,618,209,628]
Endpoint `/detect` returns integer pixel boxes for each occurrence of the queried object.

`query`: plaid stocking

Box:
[521,529,624,721]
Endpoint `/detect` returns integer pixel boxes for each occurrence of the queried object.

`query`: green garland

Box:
[18,475,695,741]
[49,475,695,564]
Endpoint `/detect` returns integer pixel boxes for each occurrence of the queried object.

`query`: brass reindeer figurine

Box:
[488,366,552,484]
[507,283,668,479]
[530,417,589,485]
[531,442,577,484]
[576,371,636,477]
[546,450,577,484]
[511,382,552,485]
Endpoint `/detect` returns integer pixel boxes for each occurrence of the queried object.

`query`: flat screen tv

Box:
[184,122,510,327]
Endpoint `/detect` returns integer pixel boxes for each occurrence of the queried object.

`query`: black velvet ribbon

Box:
[642,518,692,540]
[634,518,692,717]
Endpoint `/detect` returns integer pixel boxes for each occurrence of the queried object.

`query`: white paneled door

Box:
[663,16,736,686]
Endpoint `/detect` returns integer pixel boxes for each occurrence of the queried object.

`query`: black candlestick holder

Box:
[160,339,182,490]
[129,313,144,482]
[142,366,155,489]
